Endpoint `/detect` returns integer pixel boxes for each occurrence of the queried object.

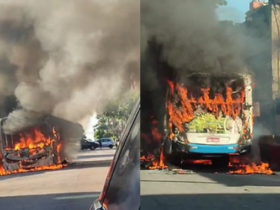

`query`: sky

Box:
[84,115,98,140]
[216,0,253,23]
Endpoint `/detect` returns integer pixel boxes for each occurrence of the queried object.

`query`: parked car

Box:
[96,138,115,149]
[89,99,140,210]
[81,139,99,150]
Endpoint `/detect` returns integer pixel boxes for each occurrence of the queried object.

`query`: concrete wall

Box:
[271,3,280,135]
[249,5,272,102]
[245,4,275,134]
[271,3,280,99]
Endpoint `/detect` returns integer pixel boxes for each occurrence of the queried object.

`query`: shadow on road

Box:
[141,193,280,210]
[195,171,280,187]
[181,163,280,187]
[143,171,280,187]
[141,166,280,187]
[156,159,280,187]
[0,192,100,210]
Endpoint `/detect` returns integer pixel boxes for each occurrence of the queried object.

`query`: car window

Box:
[103,112,140,210]
[98,100,139,203]
[97,100,140,208]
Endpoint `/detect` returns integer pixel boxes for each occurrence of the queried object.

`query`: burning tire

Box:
[211,156,230,168]
[164,138,173,155]
[166,153,182,166]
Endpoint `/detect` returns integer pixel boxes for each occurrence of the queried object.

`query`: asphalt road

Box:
[0,148,115,210]
[141,170,280,210]
[72,148,116,164]
[0,166,109,210]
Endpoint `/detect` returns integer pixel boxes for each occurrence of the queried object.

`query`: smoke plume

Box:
[0,0,139,134]
[141,0,268,80]
[140,0,272,156]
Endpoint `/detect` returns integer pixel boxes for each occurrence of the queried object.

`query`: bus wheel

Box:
[164,139,173,155]
[211,156,230,168]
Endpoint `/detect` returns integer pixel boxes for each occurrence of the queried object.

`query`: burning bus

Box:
[141,67,273,173]
[0,114,83,175]
[163,72,254,167]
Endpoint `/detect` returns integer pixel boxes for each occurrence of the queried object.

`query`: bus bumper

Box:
[188,143,238,154]
[173,142,251,155]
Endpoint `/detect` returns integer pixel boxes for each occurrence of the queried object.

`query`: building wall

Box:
[270,1,280,134]
[244,1,280,134]
[245,4,275,133]
[246,5,272,101]
[271,2,280,98]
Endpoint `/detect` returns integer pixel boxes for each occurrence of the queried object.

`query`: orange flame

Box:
[141,119,168,170]
[13,129,54,155]
[229,156,273,175]
[53,127,62,164]
[148,149,168,170]
[167,81,245,139]
[165,80,273,175]
[0,165,65,176]
[57,143,62,164]
[230,163,273,175]
[0,128,65,176]
[184,159,212,165]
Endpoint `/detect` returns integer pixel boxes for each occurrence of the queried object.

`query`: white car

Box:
[96,138,114,149]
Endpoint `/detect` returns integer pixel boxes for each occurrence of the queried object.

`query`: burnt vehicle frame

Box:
[0,116,83,173]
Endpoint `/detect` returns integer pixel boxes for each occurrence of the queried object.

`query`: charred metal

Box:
[0,116,83,175]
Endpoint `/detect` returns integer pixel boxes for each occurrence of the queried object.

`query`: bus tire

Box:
[164,139,173,155]
[211,156,230,168]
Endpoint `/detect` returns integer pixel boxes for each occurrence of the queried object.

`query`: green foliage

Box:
[217,0,227,6]
[103,133,113,138]
[94,90,139,139]
[220,20,235,26]
[187,113,227,133]
[94,129,106,140]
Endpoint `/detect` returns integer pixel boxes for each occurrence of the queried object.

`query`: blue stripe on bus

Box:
[188,143,238,154]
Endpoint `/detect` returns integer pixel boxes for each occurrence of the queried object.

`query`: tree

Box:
[216,0,227,7]
[94,90,139,140]
[220,20,235,26]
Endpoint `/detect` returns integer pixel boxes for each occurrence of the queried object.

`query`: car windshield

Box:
[104,111,140,210]
[106,99,139,169]
[99,99,140,210]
